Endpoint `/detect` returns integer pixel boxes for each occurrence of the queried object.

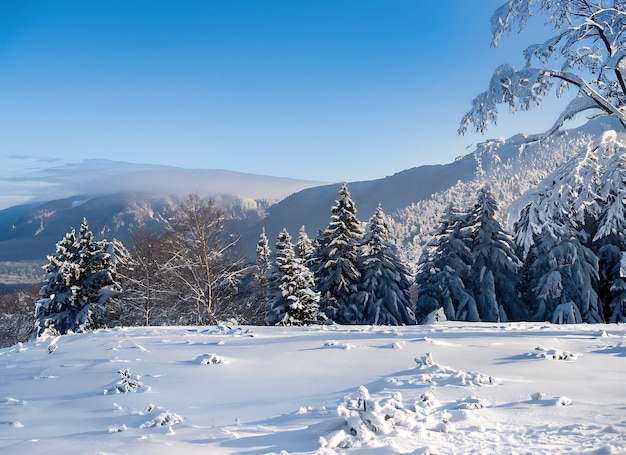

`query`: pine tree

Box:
[255,227,271,289]
[311,183,364,324]
[466,189,525,322]
[357,206,415,325]
[296,225,314,261]
[597,245,626,323]
[33,218,122,339]
[265,229,319,326]
[77,218,121,330]
[414,206,478,323]
[32,229,82,338]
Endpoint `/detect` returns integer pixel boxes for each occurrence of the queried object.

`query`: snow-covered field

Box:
[1,322,625,454]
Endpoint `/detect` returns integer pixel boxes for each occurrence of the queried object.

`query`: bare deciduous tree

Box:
[162,194,248,325]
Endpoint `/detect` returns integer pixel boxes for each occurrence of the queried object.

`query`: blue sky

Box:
[1,0,570,184]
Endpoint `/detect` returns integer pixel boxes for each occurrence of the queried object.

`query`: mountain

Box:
[245,117,613,265]
[0,162,326,283]
[0,117,615,283]
[0,159,327,212]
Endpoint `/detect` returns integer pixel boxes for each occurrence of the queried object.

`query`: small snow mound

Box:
[324,340,353,350]
[431,420,456,433]
[422,307,447,324]
[321,387,423,450]
[556,396,573,406]
[414,353,500,387]
[140,411,184,428]
[415,352,434,367]
[107,424,127,433]
[531,392,548,401]
[534,346,580,360]
[456,396,489,410]
[198,353,227,365]
[104,369,149,394]
[417,391,438,409]
[47,336,60,354]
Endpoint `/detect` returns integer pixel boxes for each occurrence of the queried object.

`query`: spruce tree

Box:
[77,218,121,330]
[311,182,364,324]
[296,225,314,261]
[466,189,525,322]
[32,229,82,338]
[255,227,271,289]
[265,229,319,326]
[414,205,477,323]
[358,206,415,325]
[33,218,121,339]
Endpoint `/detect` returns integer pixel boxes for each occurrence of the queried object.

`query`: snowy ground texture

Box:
[1,323,626,455]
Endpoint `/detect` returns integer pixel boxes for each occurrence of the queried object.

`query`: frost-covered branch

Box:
[462,0,626,137]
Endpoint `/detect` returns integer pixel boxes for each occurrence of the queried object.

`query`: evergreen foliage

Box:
[415,189,527,324]
[265,229,319,326]
[255,227,271,289]
[513,134,626,323]
[33,218,122,339]
[311,183,364,324]
[461,1,626,136]
[414,206,477,323]
[466,189,525,322]
[357,206,415,325]
[296,225,314,261]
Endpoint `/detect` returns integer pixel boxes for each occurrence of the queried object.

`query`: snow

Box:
[1,322,626,454]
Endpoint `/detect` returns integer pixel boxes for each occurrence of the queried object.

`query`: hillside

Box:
[248,117,616,266]
[0,117,618,280]
[1,322,625,454]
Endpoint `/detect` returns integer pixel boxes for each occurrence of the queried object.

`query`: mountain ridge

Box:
[0,118,613,283]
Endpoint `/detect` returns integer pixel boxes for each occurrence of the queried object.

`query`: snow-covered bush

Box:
[104,369,149,394]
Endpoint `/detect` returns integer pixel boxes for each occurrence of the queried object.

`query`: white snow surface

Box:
[1,322,626,454]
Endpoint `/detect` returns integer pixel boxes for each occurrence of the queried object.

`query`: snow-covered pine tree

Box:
[296,225,314,261]
[265,229,319,326]
[511,134,626,323]
[311,182,364,324]
[32,218,122,339]
[357,205,415,325]
[466,188,526,322]
[414,205,478,323]
[255,227,271,289]
[77,218,122,330]
[32,229,82,338]
[592,141,626,322]
[597,245,626,323]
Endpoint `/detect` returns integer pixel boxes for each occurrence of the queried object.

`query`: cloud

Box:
[0,159,327,211]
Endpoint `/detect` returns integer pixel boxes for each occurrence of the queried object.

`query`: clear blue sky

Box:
[1,0,568,184]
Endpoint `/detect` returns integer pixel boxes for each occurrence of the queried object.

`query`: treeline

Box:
[6,139,626,345]
[261,182,414,326]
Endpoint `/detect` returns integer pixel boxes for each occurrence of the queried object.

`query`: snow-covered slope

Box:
[1,323,625,454]
[250,118,610,268]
